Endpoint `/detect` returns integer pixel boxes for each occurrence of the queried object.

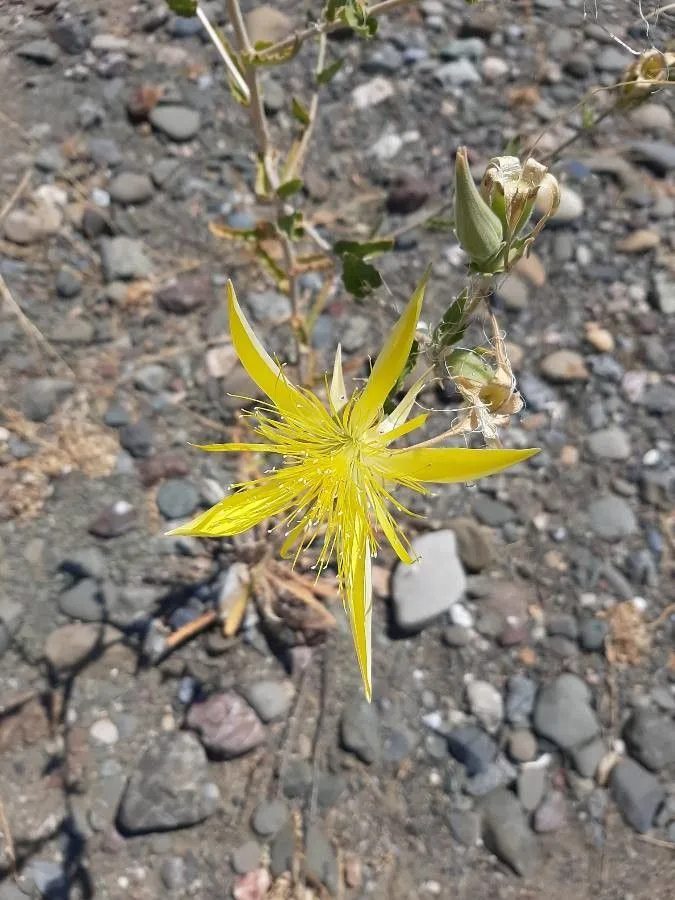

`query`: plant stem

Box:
[225,0,274,184]
[285,33,327,181]
[196,5,250,102]
[255,0,415,62]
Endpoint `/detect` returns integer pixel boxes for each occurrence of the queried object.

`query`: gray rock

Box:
[340,698,381,764]
[518,373,556,411]
[59,578,115,621]
[533,790,568,832]
[270,821,294,877]
[434,58,481,87]
[533,674,599,750]
[52,318,94,345]
[572,737,605,778]
[641,382,675,415]
[450,517,494,572]
[243,680,294,723]
[87,137,122,167]
[108,172,154,205]
[119,420,153,458]
[246,290,292,323]
[448,808,481,846]
[649,272,675,315]
[496,274,529,311]
[629,104,673,133]
[578,617,608,652]
[159,856,191,891]
[88,501,137,538]
[362,43,404,74]
[186,691,266,758]
[149,104,201,141]
[595,46,629,72]
[55,267,83,298]
[587,426,632,460]
[50,19,91,54]
[231,840,261,874]
[341,315,370,352]
[151,157,181,188]
[103,403,130,428]
[447,724,497,776]
[440,38,486,60]
[508,729,537,763]
[100,236,152,281]
[133,363,169,393]
[305,824,338,894]
[18,39,60,64]
[251,800,288,837]
[564,52,592,78]
[381,724,416,762]
[610,758,664,833]
[391,530,466,632]
[262,78,285,114]
[442,624,471,647]
[466,680,503,733]
[77,98,105,129]
[588,494,637,540]
[518,764,546,811]
[35,146,65,172]
[22,378,74,422]
[482,789,540,876]
[505,674,537,726]
[117,732,220,834]
[156,479,200,519]
[547,613,579,641]
[622,709,675,772]
[466,755,517,796]
[473,494,516,527]
[44,622,122,671]
[22,860,66,897]
[281,759,345,809]
[156,275,211,314]
[628,141,675,177]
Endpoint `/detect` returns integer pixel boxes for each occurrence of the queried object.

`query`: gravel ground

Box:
[0,1,674,898]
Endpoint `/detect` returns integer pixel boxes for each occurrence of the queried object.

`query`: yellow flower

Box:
[169,277,537,699]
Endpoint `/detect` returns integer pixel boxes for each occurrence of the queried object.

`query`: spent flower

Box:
[169,279,537,699]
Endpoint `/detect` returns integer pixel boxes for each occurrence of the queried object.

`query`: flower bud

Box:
[617,49,675,109]
[445,348,494,386]
[454,147,504,271]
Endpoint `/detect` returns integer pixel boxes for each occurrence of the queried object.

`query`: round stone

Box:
[156,479,200,520]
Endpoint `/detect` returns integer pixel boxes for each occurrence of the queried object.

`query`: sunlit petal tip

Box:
[329,344,348,413]
[384,445,540,484]
[351,268,431,431]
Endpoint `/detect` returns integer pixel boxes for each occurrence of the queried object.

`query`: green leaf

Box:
[325,0,344,22]
[342,0,379,37]
[291,97,310,126]
[278,211,305,239]
[333,238,394,259]
[277,178,304,199]
[342,253,382,299]
[433,289,472,348]
[165,0,197,15]
[250,37,300,65]
[317,57,344,85]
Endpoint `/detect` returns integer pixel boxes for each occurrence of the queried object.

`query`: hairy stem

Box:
[286,33,327,181]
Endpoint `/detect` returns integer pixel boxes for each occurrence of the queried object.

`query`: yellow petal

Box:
[350,269,429,432]
[377,372,428,437]
[383,446,539,484]
[190,442,273,453]
[329,344,348,414]
[167,473,299,537]
[227,281,311,418]
[341,523,373,701]
[369,490,416,565]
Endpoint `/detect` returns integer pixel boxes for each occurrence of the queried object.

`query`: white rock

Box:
[352,76,395,110]
[90,718,119,745]
[466,680,503,733]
